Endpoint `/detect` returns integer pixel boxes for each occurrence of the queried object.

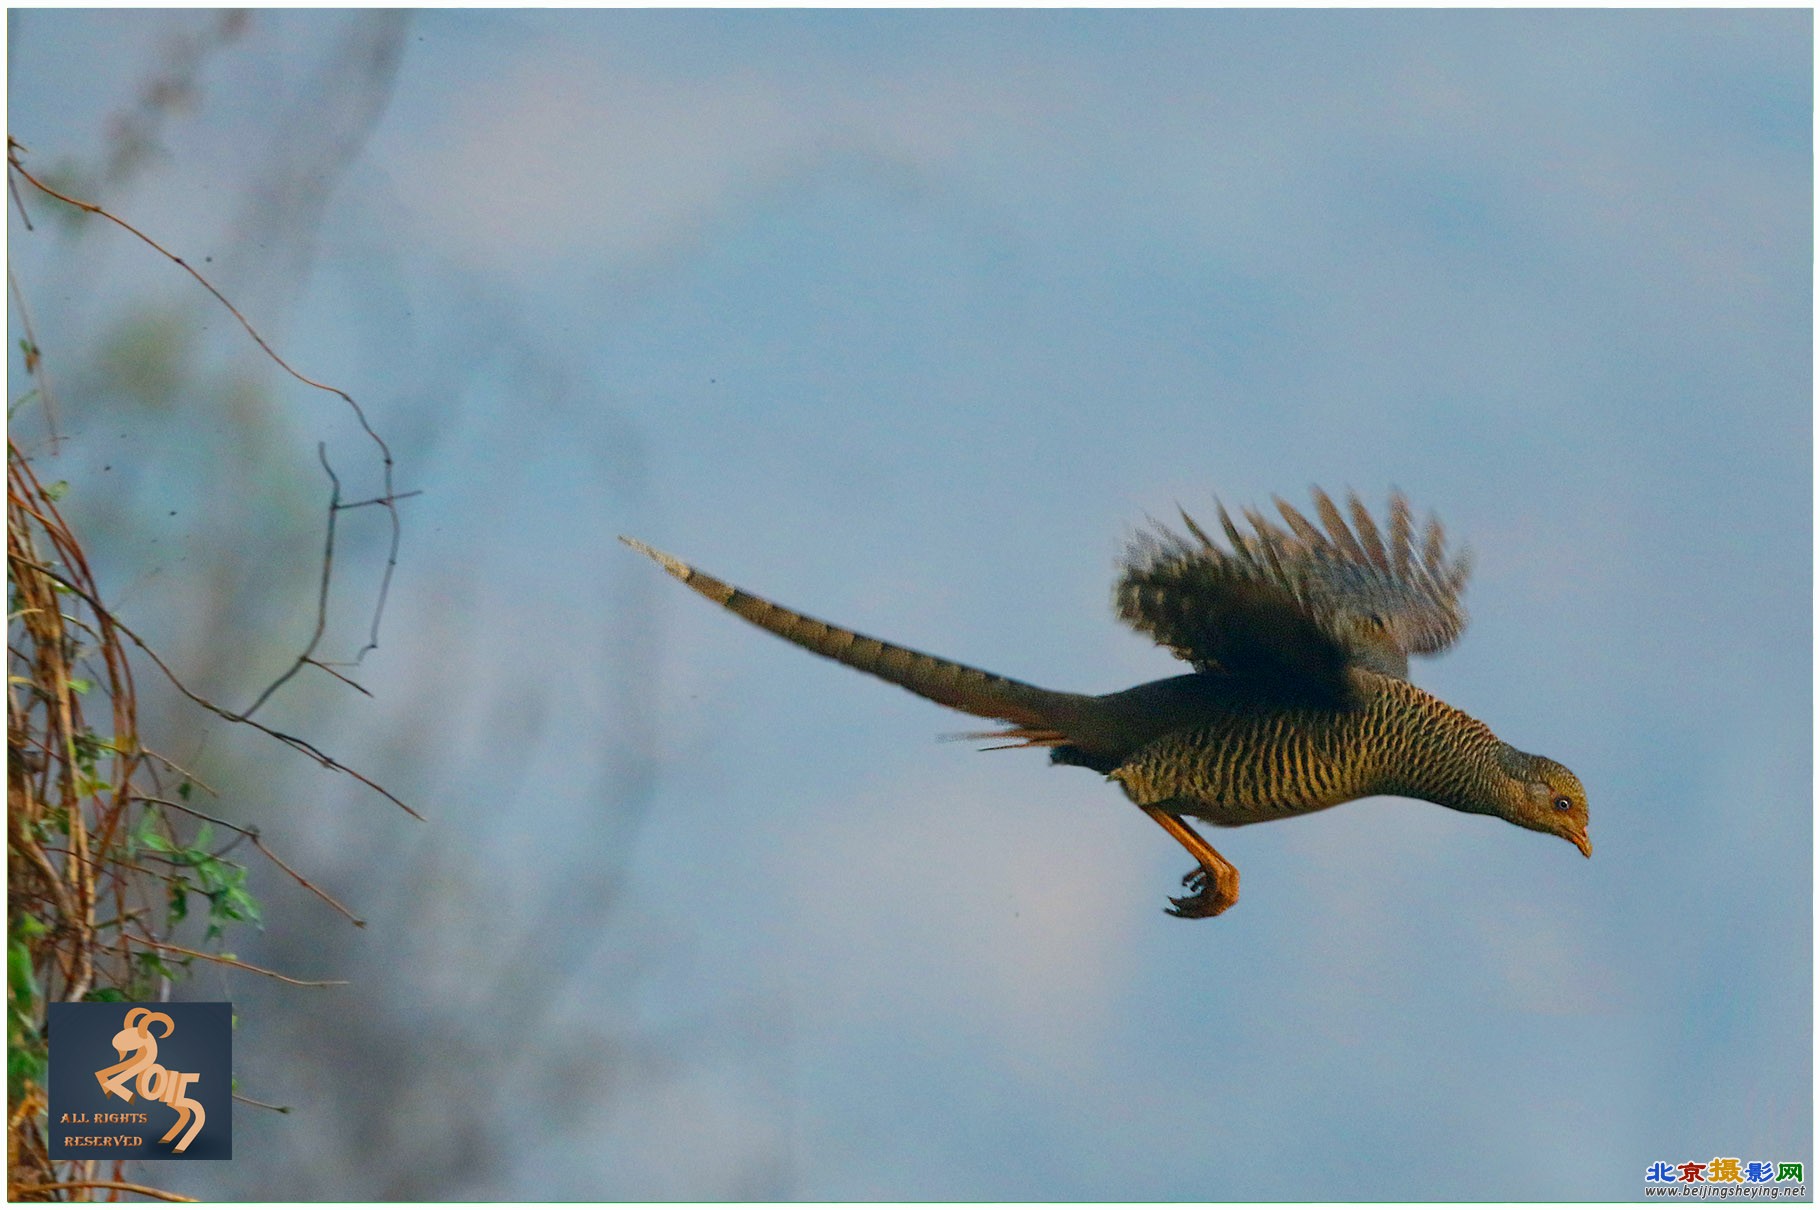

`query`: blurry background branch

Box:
[7,11,758,1200]
[8,84,420,1199]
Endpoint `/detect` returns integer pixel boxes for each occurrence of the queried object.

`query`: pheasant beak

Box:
[1569,829,1592,858]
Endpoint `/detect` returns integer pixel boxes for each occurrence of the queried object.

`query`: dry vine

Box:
[7,141,416,1200]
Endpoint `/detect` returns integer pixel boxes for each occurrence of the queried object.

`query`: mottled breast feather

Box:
[1109,672,1514,827]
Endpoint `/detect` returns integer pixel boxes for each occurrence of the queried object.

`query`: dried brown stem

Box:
[13,1181,199,1203]
[9,127,420,1201]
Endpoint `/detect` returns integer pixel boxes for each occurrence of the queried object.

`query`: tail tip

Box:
[618,535,693,582]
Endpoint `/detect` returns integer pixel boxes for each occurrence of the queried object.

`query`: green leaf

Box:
[128,812,163,858]
[124,949,182,1001]
[9,1035,48,1101]
[42,480,69,502]
[208,884,262,928]
[83,987,128,1002]
[66,676,93,695]
[9,938,38,1005]
[135,949,179,980]
[72,729,110,769]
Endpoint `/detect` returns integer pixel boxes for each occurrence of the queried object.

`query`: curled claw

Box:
[1139,807,1241,919]
[1165,863,1238,918]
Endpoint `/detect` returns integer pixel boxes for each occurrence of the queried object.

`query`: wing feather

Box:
[1314,488,1368,565]
[1349,494,1390,575]
[1389,493,1413,580]
[1116,488,1472,694]
[1274,495,1328,550]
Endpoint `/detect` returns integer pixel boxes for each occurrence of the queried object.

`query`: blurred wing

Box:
[1115,488,1472,695]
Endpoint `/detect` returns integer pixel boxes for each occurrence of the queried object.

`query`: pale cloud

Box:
[395,55,796,271]
[390,43,1043,276]
[557,1061,788,1199]
[764,755,1148,1072]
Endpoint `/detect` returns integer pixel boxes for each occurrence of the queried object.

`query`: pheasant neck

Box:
[1371,685,1519,819]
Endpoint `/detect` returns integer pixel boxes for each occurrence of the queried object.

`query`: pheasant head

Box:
[1493,750,1591,857]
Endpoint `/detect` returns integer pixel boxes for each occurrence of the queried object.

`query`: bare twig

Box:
[139,795,366,927]
[10,551,422,820]
[138,747,219,798]
[303,657,373,697]
[8,123,413,1200]
[7,154,33,230]
[7,141,406,670]
[13,1180,198,1203]
[239,443,340,720]
[7,268,59,445]
[120,935,348,987]
[339,489,423,510]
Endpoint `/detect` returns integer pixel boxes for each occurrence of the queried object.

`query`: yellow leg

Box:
[1142,807,1240,918]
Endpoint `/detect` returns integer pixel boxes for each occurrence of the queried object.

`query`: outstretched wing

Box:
[1115,488,1472,702]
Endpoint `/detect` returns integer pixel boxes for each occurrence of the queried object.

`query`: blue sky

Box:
[8,9,1811,1201]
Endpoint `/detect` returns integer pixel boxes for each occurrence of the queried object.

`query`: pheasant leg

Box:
[1142,807,1239,918]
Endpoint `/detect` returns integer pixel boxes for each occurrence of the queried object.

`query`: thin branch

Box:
[12,1180,196,1203]
[120,934,348,988]
[7,153,33,230]
[232,1092,292,1114]
[138,795,366,927]
[303,657,372,697]
[7,268,59,446]
[11,555,422,820]
[138,746,220,798]
[7,141,405,668]
[5,145,390,454]
[239,443,338,720]
[338,489,422,510]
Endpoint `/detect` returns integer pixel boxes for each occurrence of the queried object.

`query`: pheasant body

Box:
[622,487,1590,920]
[1107,671,1515,827]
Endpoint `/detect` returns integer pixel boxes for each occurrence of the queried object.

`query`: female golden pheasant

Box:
[623,488,1589,918]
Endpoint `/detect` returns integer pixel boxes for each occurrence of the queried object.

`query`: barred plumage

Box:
[1111,673,1511,824]
[621,488,1588,920]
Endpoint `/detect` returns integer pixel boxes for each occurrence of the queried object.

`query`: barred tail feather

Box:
[620,536,1092,734]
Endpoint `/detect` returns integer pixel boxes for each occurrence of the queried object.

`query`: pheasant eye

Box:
[1552,796,1573,812]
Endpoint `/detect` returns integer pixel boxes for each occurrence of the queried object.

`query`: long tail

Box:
[620,536,1094,744]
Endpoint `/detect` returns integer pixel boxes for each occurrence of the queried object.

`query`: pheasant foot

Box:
[1141,806,1240,918]
[1167,864,1239,918]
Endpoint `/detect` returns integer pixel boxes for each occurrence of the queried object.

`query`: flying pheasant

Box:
[622,489,1589,918]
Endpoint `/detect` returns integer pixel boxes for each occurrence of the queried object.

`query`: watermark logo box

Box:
[48,1002,231,1160]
